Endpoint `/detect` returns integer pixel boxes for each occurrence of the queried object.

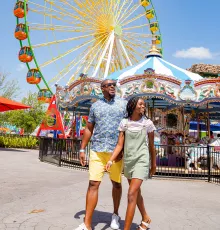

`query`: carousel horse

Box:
[186,139,220,171]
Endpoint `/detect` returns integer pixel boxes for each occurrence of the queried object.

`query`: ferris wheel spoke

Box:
[124,32,152,39]
[121,13,146,27]
[75,31,111,80]
[91,32,114,78]
[32,32,104,49]
[49,50,87,85]
[57,32,109,84]
[123,47,139,63]
[72,0,103,20]
[39,37,97,68]
[115,40,126,70]
[83,37,109,74]
[29,9,80,26]
[29,1,81,24]
[124,34,151,46]
[115,0,133,23]
[123,38,149,52]
[122,38,148,57]
[117,39,132,66]
[29,23,91,32]
[123,23,150,31]
[30,2,95,29]
[78,33,110,75]
[118,3,140,25]
[55,0,102,29]
[104,32,115,79]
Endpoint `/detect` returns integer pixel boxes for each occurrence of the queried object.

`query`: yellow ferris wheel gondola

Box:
[141,0,150,7]
[146,9,155,20]
[150,22,159,33]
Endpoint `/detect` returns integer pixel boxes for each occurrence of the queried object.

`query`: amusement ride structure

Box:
[14,0,220,143]
[14,0,162,103]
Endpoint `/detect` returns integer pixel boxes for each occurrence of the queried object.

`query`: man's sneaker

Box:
[110,213,120,229]
[74,223,89,230]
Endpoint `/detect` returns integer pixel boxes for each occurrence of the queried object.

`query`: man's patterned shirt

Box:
[88,97,127,152]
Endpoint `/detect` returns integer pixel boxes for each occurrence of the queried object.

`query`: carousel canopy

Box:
[107,56,202,82]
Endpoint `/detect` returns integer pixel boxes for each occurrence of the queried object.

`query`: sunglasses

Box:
[102,82,116,88]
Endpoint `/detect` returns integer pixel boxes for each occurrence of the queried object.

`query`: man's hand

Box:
[105,160,113,172]
[80,152,86,166]
[150,164,156,176]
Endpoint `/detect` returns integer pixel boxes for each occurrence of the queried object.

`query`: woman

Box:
[106,97,156,230]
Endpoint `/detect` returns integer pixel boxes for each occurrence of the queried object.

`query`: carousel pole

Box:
[182,106,185,144]
[152,98,155,121]
[147,102,150,119]
[197,110,200,140]
[207,103,211,138]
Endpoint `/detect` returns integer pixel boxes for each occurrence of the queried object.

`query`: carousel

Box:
[54,40,220,173]
[56,40,220,144]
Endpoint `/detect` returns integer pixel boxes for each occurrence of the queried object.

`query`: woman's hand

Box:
[106,160,113,171]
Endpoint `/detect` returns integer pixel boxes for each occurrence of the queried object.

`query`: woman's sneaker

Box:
[110,213,120,229]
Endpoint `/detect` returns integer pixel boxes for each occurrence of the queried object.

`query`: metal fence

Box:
[39,138,220,184]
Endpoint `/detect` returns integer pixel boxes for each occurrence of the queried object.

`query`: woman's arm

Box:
[106,131,125,170]
[148,132,156,176]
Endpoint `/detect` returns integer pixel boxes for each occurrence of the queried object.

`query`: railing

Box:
[39,138,220,183]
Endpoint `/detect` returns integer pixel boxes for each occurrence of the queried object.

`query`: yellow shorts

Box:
[89,150,123,183]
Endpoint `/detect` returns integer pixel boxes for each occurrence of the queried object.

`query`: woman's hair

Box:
[125,96,148,118]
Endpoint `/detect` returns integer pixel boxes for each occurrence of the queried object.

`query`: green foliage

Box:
[0,71,20,99]
[1,92,47,134]
[0,135,39,149]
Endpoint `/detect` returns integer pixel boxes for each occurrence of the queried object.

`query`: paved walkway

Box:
[0,148,220,230]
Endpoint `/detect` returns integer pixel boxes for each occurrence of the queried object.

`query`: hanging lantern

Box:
[14,1,28,18]
[27,69,41,84]
[18,47,33,63]
[38,89,52,103]
[141,0,150,7]
[14,24,28,40]
[150,22,159,33]
[146,9,155,20]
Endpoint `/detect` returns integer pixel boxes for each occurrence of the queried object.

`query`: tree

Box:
[0,71,20,99]
[5,92,47,134]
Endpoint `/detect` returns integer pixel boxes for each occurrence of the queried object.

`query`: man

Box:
[75,80,127,230]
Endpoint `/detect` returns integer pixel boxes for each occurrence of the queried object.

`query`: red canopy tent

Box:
[0,96,31,112]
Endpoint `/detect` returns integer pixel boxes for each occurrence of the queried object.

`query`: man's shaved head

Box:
[101,79,112,87]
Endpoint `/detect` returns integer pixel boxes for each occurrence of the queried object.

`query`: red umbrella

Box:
[0,96,31,112]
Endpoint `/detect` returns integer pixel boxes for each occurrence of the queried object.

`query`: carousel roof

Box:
[107,56,202,82]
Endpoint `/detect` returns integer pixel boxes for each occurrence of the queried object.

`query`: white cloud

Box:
[173,47,217,60]
[16,63,26,72]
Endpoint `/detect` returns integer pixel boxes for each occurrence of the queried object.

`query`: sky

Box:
[1,0,220,101]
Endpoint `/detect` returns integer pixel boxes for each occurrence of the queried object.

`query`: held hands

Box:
[105,160,113,171]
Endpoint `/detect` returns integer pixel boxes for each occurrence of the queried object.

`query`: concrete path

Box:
[0,148,219,230]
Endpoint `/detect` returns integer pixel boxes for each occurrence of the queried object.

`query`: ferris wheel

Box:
[14,0,162,102]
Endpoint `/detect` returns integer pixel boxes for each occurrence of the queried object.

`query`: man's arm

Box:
[79,122,94,166]
[80,122,94,149]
